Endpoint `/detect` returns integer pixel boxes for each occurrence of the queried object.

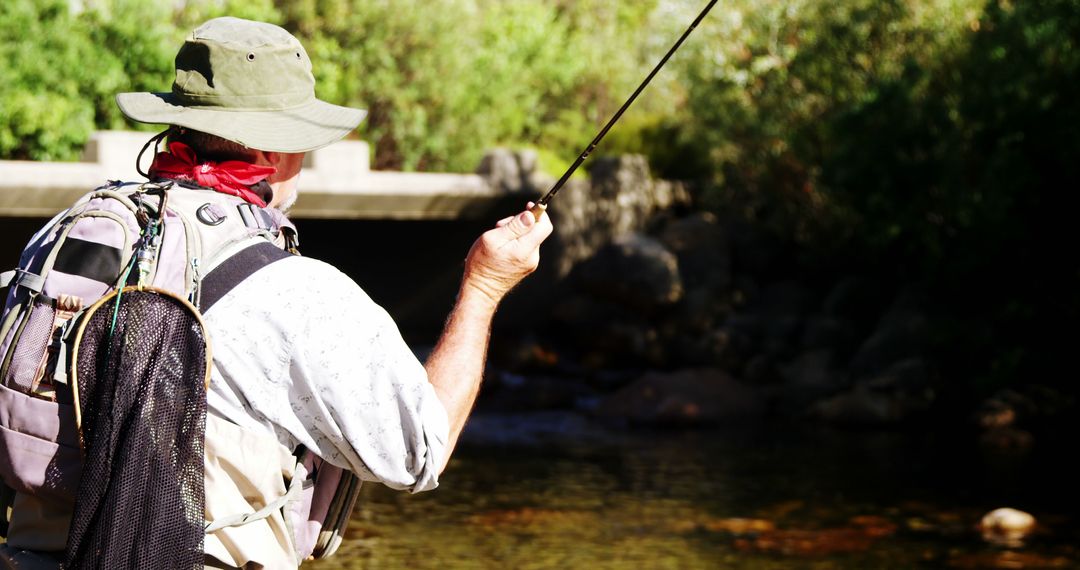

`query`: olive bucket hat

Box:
[117,17,366,153]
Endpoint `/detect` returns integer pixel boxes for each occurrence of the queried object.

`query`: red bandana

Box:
[149,141,276,207]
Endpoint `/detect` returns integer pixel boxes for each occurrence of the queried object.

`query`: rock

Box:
[978,427,1034,451]
[476,148,521,192]
[760,315,802,359]
[672,324,734,367]
[549,294,668,368]
[974,390,1051,451]
[807,376,933,425]
[476,147,539,193]
[692,517,776,535]
[799,316,859,355]
[979,508,1036,548]
[516,148,539,176]
[821,276,891,323]
[544,155,689,279]
[725,314,765,340]
[743,354,783,385]
[480,372,596,412]
[976,386,1075,431]
[806,357,934,424]
[848,291,929,378]
[574,233,683,311]
[726,218,790,277]
[862,358,929,392]
[705,325,755,371]
[755,280,816,316]
[676,285,729,333]
[658,212,731,292]
[774,350,846,414]
[459,411,612,447]
[735,522,894,557]
[779,350,841,391]
[806,386,909,424]
[594,368,765,425]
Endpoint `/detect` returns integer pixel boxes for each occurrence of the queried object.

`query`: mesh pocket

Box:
[67,289,208,570]
[4,299,55,393]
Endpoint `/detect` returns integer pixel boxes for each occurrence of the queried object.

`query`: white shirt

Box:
[202,255,448,493]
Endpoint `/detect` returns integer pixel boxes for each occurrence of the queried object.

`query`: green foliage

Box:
[0,0,660,172]
[0,0,281,160]
[666,0,983,236]
[280,0,661,171]
[1,0,99,160]
[665,0,1080,392]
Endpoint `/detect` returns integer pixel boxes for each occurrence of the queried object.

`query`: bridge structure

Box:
[0,131,531,220]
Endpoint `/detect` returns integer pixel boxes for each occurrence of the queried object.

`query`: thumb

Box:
[502,209,536,239]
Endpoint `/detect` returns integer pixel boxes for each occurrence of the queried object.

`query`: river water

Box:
[310,412,1079,569]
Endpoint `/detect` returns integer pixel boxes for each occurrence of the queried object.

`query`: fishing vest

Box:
[0,181,360,568]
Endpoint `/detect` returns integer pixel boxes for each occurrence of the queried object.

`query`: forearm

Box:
[425,281,499,473]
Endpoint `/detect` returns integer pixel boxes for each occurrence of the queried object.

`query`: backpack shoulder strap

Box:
[198,242,292,314]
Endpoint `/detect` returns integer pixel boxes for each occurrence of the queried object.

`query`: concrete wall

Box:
[0,130,529,220]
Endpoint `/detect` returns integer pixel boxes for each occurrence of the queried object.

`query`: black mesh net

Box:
[65,289,208,570]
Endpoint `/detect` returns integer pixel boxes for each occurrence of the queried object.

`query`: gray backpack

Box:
[0,180,358,564]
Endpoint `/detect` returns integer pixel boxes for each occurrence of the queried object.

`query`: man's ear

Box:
[261,151,284,166]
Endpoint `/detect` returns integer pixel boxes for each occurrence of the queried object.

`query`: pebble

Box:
[979,508,1036,547]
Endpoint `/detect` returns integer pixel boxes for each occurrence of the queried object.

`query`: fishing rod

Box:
[529,0,719,221]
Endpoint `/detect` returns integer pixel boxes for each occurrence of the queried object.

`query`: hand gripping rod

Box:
[529,0,719,221]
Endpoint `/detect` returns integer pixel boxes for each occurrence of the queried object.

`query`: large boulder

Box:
[806,358,934,425]
[800,316,860,355]
[573,233,683,312]
[658,212,732,293]
[479,372,597,412]
[848,290,929,378]
[476,147,545,193]
[548,294,667,368]
[543,155,689,278]
[820,276,892,324]
[754,280,817,317]
[772,349,848,414]
[594,368,766,425]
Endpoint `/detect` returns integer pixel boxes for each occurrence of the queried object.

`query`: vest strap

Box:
[0,270,45,294]
[198,242,292,314]
[203,461,305,534]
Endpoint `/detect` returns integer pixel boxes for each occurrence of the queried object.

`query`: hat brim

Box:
[116,92,367,153]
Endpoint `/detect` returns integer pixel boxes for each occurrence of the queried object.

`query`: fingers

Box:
[491,202,553,248]
[501,208,537,239]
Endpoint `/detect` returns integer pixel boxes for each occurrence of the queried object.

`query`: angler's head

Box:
[117,17,366,208]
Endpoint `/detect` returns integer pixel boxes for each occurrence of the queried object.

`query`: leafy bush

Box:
[0,0,662,172]
[0,0,279,160]
[281,0,666,171]
[666,0,1080,393]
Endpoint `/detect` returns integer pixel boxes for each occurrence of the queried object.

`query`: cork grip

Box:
[528,202,547,223]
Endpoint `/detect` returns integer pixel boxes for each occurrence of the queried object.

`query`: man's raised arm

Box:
[424,205,553,472]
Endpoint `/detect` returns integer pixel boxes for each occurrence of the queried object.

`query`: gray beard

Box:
[276,190,297,213]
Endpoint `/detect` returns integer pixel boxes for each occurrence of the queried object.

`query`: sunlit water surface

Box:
[310,412,1079,569]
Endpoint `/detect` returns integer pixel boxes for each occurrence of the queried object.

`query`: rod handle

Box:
[528,202,548,223]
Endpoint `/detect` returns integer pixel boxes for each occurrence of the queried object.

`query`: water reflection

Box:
[309,414,1078,569]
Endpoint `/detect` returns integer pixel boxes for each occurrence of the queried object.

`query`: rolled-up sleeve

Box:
[289,276,449,492]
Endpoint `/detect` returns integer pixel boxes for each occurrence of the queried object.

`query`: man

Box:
[0,16,551,568]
